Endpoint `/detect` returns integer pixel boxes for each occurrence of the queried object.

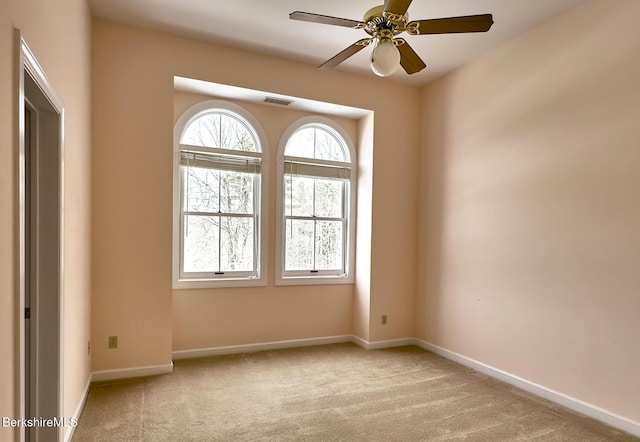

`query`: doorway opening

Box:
[17,33,64,442]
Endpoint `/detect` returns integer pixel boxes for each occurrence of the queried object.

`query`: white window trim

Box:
[276,116,357,286]
[173,100,268,289]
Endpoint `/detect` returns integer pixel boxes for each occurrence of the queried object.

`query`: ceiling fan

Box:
[290,0,494,77]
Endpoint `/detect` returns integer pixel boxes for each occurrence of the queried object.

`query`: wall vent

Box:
[264,96,293,106]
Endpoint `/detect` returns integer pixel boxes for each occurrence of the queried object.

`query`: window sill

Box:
[275,275,354,286]
[173,277,267,290]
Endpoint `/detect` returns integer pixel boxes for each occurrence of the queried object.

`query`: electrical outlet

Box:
[108,336,118,349]
[381,315,387,325]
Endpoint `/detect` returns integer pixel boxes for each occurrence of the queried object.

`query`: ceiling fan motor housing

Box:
[363,5,408,38]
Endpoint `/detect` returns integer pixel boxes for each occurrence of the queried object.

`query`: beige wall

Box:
[417,0,640,422]
[91,19,420,370]
[1,0,92,440]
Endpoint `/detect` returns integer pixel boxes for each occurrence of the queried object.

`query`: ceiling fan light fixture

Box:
[370,38,400,77]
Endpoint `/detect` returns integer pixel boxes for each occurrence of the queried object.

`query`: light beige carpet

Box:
[72,344,637,441]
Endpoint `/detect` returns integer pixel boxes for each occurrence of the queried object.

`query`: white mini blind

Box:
[284,161,350,180]
[181,150,261,174]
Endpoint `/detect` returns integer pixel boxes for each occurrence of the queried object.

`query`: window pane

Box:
[315,129,346,162]
[220,171,254,214]
[184,166,219,213]
[181,113,220,147]
[285,128,315,158]
[284,126,348,162]
[181,112,257,152]
[284,175,314,217]
[220,217,254,271]
[285,219,314,270]
[314,179,343,218]
[219,116,257,152]
[183,215,219,272]
[315,221,343,270]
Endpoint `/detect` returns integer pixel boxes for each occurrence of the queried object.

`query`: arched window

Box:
[277,118,356,284]
[173,101,267,288]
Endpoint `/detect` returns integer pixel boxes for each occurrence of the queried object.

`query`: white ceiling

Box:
[89,0,585,85]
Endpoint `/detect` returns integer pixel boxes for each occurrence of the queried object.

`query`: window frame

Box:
[173,100,268,289]
[276,117,357,286]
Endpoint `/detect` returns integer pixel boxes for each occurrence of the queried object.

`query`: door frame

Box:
[15,29,66,442]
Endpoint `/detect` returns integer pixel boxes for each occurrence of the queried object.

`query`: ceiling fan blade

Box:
[396,39,427,74]
[407,14,494,35]
[289,11,363,29]
[318,39,370,70]
[383,0,413,16]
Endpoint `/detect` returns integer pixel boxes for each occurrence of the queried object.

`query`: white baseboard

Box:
[172,335,417,359]
[172,335,353,360]
[80,336,639,438]
[414,339,640,438]
[351,335,416,350]
[63,375,92,442]
[91,362,174,382]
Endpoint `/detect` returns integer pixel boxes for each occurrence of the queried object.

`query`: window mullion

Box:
[285,214,338,222]
[342,181,347,271]
[312,219,317,272]
[217,169,222,273]
[182,167,189,237]
[312,178,317,271]
[290,174,293,217]
[254,175,259,273]
[184,210,253,218]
